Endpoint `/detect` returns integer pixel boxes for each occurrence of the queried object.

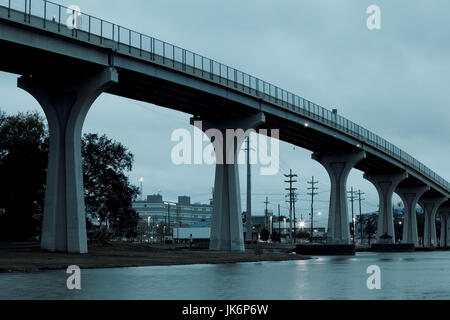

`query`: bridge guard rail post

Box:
[312,151,366,244]
[190,113,265,252]
[395,185,430,247]
[419,197,448,249]
[17,67,118,254]
[364,172,408,244]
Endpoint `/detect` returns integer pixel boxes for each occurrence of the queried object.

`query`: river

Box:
[1,251,450,299]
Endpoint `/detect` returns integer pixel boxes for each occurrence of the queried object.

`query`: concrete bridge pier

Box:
[364,172,407,243]
[190,113,265,252]
[439,207,450,248]
[396,186,430,247]
[18,67,118,253]
[312,151,366,244]
[419,197,448,248]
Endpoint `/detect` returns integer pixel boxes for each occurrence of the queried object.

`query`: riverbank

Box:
[0,242,311,273]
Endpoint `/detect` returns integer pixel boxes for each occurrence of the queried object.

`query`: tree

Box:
[394,217,403,242]
[154,222,168,243]
[136,220,148,243]
[295,230,310,240]
[0,111,140,242]
[365,215,377,245]
[270,231,281,242]
[260,228,270,241]
[0,111,48,242]
[82,133,140,237]
[417,211,424,246]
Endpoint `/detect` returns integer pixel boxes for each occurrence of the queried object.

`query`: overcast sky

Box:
[1,0,449,227]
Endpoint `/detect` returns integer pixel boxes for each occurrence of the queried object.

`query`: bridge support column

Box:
[312,151,365,244]
[364,172,407,243]
[439,207,450,248]
[395,186,429,247]
[419,197,448,248]
[191,113,265,252]
[18,68,118,253]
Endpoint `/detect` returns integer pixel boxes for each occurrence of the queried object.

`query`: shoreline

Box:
[0,242,311,273]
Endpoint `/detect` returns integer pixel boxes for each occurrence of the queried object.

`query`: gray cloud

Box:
[1,0,449,225]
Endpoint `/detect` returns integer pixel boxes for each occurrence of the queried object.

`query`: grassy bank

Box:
[0,242,311,273]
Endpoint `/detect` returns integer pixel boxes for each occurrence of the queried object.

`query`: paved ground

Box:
[0,242,310,273]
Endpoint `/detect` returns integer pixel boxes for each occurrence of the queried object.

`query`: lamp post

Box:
[163,200,178,244]
[139,177,144,201]
[147,216,151,243]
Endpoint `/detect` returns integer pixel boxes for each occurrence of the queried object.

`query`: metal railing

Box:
[1,0,449,193]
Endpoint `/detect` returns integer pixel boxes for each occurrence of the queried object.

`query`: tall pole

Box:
[357,190,365,244]
[264,197,270,229]
[245,136,252,241]
[293,192,297,242]
[167,203,170,237]
[140,177,144,201]
[284,169,298,244]
[348,187,356,244]
[307,176,319,243]
[278,204,281,235]
[245,135,252,240]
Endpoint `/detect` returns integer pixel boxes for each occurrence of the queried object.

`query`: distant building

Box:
[132,194,213,227]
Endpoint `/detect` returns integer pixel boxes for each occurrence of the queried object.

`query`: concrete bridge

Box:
[0,1,448,253]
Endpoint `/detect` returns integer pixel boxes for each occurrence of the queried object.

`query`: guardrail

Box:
[1,0,449,193]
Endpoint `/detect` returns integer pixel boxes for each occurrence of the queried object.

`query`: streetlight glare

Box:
[140,177,144,183]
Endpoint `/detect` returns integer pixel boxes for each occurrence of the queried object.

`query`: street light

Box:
[139,177,144,201]
[147,216,151,243]
[163,200,178,244]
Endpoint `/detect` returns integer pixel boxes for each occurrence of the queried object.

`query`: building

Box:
[132,194,213,227]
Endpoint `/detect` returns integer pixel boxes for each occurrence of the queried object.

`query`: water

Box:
[1,251,450,300]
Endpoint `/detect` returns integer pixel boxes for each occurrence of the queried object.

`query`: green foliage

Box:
[295,230,310,239]
[365,215,377,244]
[270,231,281,242]
[260,227,270,241]
[154,222,168,241]
[82,133,140,237]
[0,111,48,242]
[0,111,139,242]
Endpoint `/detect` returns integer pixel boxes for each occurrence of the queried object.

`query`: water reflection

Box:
[0,251,450,299]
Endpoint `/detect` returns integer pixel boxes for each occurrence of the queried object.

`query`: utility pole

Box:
[167,203,170,238]
[209,187,214,206]
[264,197,270,229]
[357,189,365,244]
[245,136,252,241]
[293,192,297,242]
[347,187,357,244]
[307,176,319,243]
[278,204,281,235]
[284,169,298,244]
